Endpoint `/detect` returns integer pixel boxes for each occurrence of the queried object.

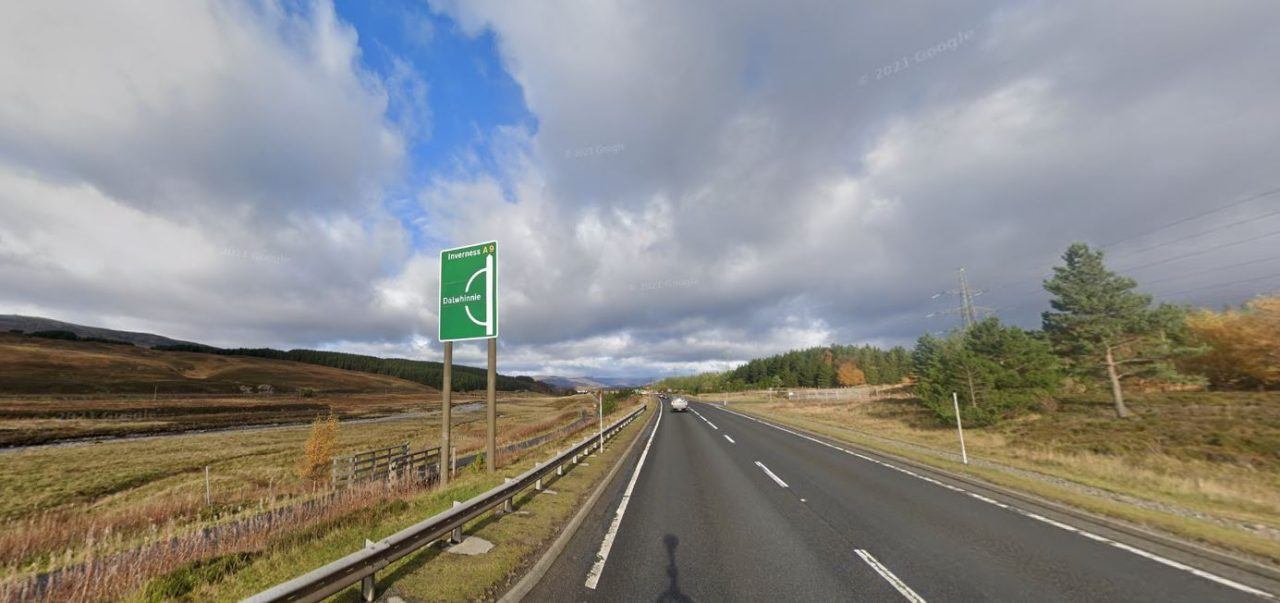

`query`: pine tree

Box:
[1042,243,1187,418]
[912,319,1061,426]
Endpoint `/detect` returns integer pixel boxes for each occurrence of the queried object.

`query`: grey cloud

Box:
[427,0,1280,373]
[0,1,402,224]
[0,1,423,350]
[3,0,1279,380]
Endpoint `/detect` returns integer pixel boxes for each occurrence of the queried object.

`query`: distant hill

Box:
[161,345,559,394]
[596,376,657,388]
[535,375,656,390]
[0,332,432,395]
[0,315,200,348]
[0,315,559,394]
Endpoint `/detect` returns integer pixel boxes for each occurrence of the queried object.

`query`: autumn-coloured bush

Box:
[297,414,338,481]
[1184,294,1280,390]
[836,360,866,386]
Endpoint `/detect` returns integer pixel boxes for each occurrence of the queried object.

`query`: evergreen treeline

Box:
[731,345,911,388]
[27,330,135,346]
[154,344,554,393]
[656,345,910,393]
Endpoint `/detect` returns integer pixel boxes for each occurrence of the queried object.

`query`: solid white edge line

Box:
[584,405,662,589]
[754,460,789,488]
[724,434,735,444]
[707,405,1276,600]
[856,549,927,603]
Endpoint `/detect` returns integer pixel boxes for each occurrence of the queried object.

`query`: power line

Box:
[1156,271,1280,298]
[1109,207,1280,259]
[1118,227,1280,272]
[990,255,1280,312]
[944,187,1280,324]
[1099,185,1280,249]
[980,185,1280,297]
[1142,253,1280,286]
[987,244,1280,305]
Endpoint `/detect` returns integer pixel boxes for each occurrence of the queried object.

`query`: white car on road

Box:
[670,397,688,412]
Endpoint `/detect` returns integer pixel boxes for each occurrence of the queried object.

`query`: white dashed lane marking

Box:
[690,408,718,430]
[754,461,789,488]
[856,549,927,603]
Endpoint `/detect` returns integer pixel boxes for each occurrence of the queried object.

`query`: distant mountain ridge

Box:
[0,315,200,348]
[0,315,559,393]
[534,375,656,389]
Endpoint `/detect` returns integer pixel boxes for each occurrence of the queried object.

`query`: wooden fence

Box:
[331,443,441,487]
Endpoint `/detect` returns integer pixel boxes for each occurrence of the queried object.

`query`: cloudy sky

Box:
[2,1,1278,379]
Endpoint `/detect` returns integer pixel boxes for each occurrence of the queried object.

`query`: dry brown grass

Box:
[0,479,426,602]
[0,390,471,446]
[0,393,598,592]
[0,333,432,396]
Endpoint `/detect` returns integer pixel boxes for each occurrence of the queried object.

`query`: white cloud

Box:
[0,1,402,220]
[3,0,1279,380]
[0,1,419,346]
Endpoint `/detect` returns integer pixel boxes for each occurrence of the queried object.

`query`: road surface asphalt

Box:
[524,399,1272,602]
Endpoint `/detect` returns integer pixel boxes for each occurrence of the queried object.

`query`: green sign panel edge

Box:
[438,240,498,342]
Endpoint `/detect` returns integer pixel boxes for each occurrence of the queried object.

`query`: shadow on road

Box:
[657,534,692,602]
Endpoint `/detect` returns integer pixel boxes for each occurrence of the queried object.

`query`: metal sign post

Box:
[487,338,496,473]
[440,342,452,485]
[439,241,499,473]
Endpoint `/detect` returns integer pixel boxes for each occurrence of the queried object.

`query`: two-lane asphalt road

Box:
[526,399,1274,601]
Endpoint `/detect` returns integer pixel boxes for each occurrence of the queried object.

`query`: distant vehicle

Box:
[670,397,688,412]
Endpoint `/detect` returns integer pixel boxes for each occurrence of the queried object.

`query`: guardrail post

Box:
[450,501,463,543]
[557,463,564,476]
[534,462,542,491]
[361,574,375,602]
[502,478,514,513]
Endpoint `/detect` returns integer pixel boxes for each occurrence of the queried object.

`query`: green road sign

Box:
[439,241,498,341]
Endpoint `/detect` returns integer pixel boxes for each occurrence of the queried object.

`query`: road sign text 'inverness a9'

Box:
[439,241,498,341]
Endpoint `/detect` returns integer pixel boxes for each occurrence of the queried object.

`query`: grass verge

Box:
[174,401,650,602]
[0,394,599,590]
